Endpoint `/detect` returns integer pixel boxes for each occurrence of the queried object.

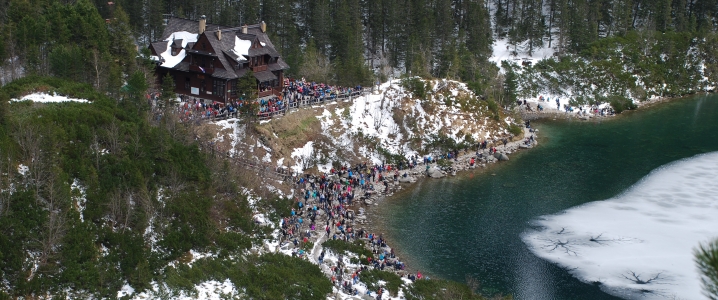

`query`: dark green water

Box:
[371,95,718,299]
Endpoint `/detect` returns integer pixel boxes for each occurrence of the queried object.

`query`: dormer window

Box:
[202,42,206,49]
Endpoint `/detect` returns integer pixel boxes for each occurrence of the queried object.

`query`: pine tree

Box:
[159,73,176,109]
[695,239,718,299]
[299,40,333,83]
[108,6,137,75]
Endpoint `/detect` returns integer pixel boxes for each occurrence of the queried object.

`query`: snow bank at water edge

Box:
[522,152,718,300]
[11,92,89,103]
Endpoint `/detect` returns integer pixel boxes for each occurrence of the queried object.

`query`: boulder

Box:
[398,176,417,183]
[427,167,445,178]
[494,152,509,161]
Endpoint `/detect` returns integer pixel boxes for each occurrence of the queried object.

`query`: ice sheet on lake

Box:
[522,152,718,300]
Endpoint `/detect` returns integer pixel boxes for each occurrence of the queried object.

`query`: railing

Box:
[173,88,371,123]
[252,65,268,72]
[258,87,281,98]
[257,89,369,121]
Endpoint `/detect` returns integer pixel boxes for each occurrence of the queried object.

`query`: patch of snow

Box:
[117,283,135,298]
[129,279,238,300]
[291,141,315,174]
[233,37,252,58]
[71,179,87,222]
[17,164,29,176]
[188,250,212,267]
[522,152,718,300]
[242,188,261,208]
[11,92,89,103]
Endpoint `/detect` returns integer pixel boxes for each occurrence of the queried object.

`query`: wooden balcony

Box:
[258,87,281,98]
[252,65,268,72]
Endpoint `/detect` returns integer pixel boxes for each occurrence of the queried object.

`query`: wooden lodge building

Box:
[149,16,289,103]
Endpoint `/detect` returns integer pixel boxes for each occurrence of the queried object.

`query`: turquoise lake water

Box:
[371,95,718,299]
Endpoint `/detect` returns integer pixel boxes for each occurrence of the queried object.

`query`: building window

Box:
[213,80,225,98]
[200,80,205,93]
[229,81,237,97]
[185,77,190,90]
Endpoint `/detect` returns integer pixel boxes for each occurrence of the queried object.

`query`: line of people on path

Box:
[281,160,439,298]
[283,77,363,108]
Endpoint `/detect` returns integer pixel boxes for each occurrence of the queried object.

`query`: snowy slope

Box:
[290,78,517,173]
[11,92,89,103]
[207,79,518,176]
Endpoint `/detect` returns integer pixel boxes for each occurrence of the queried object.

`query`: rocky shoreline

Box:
[266,127,539,298]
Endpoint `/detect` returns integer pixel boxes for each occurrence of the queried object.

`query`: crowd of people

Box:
[257,97,285,119]
[149,77,367,122]
[176,98,246,120]
[278,159,445,298]
[255,79,366,120]
[282,77,364,108]
[276,138,530,298]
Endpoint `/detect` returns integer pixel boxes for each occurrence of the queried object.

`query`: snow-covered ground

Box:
[121,279,238,300]
[489,38,556,70]
[285,79,514,174]
[522,152,718,300]
[11,92,89,103]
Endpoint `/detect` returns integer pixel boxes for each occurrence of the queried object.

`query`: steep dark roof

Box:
[152,17,288,80]
[268,62,287,72]
[175,62,190,72]
[254,70,277,82]
[151,41,167,55]
[213,69,238,79]
[222,50,240,62]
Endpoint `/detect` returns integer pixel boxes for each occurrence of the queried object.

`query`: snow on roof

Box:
[11,92,89,103]
[159,31,198,68]
[232,36,252,59]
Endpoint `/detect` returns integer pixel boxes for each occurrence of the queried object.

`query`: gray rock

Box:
[427,167,445,178]
[494,152,509,161]
[398,176,416,183]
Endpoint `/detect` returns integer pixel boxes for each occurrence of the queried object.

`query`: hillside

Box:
[0,77,330,299]
[0,77,514,300]
[206,78,521,189]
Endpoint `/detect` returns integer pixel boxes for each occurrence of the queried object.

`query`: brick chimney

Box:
[199,15,206,34]
[260,21,266,33]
